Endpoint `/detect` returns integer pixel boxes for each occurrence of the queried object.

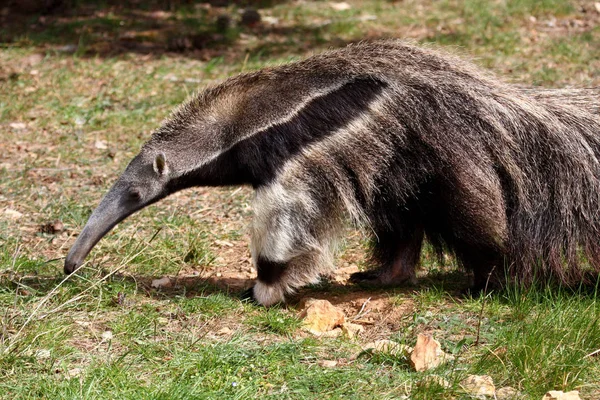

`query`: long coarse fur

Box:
[66,40,600,306]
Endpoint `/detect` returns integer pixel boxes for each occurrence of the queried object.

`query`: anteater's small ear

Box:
[153,152,168,176]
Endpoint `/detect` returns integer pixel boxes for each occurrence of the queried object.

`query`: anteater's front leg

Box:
[248,252,330,306]
[245,184,338,306]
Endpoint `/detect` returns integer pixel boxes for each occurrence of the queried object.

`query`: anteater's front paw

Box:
[242,282,286,307]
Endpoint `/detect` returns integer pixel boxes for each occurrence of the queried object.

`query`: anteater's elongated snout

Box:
[64,181,148,274]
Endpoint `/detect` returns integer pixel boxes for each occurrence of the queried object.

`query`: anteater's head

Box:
[63,88,236,274]
[64,149,175,273]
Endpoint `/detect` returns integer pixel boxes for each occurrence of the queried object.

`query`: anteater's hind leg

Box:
[453,242,504,295]
[350,226,424,286]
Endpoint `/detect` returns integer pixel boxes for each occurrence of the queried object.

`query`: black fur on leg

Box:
[350,227,424,286]
[240,287,259,304]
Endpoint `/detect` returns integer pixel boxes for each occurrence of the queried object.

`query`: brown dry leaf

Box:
[460,375,495,397]
[409,333,454,371]
[299,298,345,334]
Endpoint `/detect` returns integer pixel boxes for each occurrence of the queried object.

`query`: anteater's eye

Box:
[129,188,142,201]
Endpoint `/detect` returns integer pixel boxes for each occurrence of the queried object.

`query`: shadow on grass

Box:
[106,268,473,305]
[1,0,349,60]
[3,265,598,308]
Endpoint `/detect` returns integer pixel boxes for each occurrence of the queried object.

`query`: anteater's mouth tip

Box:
[64,259,81,275]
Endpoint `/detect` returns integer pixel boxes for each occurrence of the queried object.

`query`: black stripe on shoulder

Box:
[177,77,389,189]
[236,76,388,186]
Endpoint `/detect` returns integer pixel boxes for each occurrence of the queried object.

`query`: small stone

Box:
[330,2,351,11]
[94,140,107,149]
[66,368,82,379]
[151,277,172,288]
[101,331,113,341]
[363,339,412,357]
[594,3,600,14]
[318,360,338,368]
[496,386,522,399]
[410,334,454,371]
[35,349,51,359]
[542,390,582,400]
[299,299,345,334]
[341,322,364,339]
[262,16,279,25]
[9,122,27,130]
[4,208,23,220]
[460,375,495,397]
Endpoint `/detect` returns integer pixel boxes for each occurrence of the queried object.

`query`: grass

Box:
[1,0,600,398]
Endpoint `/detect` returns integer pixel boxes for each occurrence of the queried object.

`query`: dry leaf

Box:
[409,333,454,371]
[299,298,345,334]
